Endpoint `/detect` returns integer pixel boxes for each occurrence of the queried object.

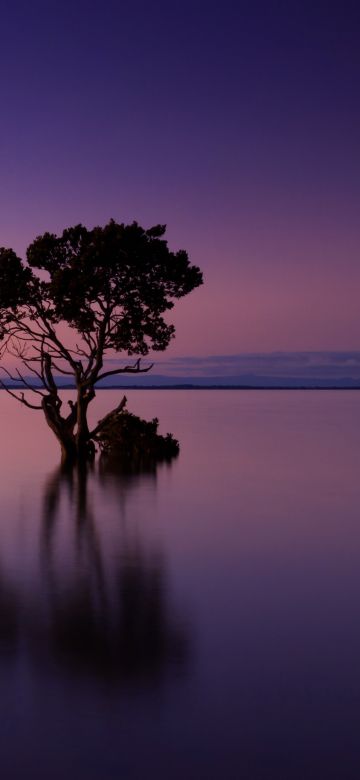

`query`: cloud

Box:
[151,352,360,378]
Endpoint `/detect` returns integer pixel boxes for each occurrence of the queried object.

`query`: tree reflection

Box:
[0,570,18,658]
[0,461,189,689]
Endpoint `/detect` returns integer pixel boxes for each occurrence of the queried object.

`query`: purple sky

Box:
[1,1,359,363]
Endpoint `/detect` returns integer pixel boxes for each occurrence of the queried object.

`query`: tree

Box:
[0,220,203,464]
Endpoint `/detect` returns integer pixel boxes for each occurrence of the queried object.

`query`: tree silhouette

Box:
[0,221,203,463]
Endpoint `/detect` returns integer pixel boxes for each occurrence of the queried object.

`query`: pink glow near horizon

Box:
[4,205,359,368]
[0,3,359,360]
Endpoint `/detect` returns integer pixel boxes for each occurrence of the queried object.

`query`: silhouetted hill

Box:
[2,374,360,390]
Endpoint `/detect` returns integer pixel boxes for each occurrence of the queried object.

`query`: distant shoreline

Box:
[87,385,360,390]
[2,385,360,391]
[85,385,360,390]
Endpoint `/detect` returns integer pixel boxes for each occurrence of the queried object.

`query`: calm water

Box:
[1,389,360,778]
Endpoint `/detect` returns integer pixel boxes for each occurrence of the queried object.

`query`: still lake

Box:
[0,389,360,778]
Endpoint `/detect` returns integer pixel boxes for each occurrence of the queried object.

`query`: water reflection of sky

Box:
[1,390,360,778]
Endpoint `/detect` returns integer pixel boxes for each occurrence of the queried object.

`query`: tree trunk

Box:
[42,396,78,467]
[42,387,97,466]
[75,387,96,462]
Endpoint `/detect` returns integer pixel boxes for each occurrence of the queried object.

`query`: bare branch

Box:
[15,369,47,397]
[0,365,45,398]
[51,361,76,376]
[0,381,43,410]
[94,359,154,384]
[43,349,58,395]
[22,358,48,385]
[0,366,20,383]
[90,395,127,438]
[75,342,91,358]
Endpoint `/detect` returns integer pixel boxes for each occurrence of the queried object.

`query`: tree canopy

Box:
[0,220,203,463]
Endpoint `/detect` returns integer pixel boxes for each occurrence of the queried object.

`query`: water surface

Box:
[0,390,360,779]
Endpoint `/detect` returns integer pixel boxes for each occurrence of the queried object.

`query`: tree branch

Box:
[0,366,46,397]
[15,369,47,397]
[21,358,46,386]
[94,359,154,384]
[90,395,127,438]
[0,381,43,410]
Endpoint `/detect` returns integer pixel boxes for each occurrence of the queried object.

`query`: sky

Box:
[0,0,360,372]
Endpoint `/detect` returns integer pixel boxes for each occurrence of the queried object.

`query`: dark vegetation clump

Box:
[95,398,179,471]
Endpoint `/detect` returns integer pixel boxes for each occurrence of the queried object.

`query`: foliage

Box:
[96,398,179,470]
[0,220,202,356]
[0,220,203,462]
